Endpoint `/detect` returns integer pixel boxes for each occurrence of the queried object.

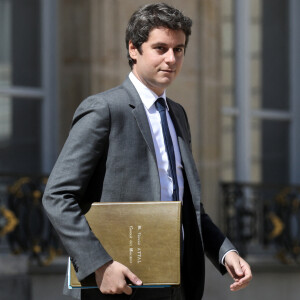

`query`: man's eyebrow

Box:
[174,44,186,48]
[152,42,186,48]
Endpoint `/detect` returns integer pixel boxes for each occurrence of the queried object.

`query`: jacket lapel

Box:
[131,102,156,158]
[122,77,157,162]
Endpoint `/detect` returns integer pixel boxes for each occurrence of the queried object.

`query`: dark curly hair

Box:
[125,3,192,68]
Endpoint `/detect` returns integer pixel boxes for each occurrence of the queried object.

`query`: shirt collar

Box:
[129,72,169,111]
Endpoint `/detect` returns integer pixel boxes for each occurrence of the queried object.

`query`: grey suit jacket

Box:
[42,77,235,299]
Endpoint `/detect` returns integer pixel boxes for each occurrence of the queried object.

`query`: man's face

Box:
[129,27,186,96]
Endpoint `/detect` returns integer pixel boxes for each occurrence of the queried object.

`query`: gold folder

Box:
[68,201,181,289]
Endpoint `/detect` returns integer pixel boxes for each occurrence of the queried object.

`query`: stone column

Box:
[89,0,125,94]
[197,0,222,223]
[58,0,92,146]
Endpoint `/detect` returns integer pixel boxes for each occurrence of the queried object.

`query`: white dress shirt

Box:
[129,72,184,202]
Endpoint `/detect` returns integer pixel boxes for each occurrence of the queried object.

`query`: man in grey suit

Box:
[43,3,252,300]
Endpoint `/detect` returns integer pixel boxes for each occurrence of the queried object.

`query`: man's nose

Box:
[165,49,176,64]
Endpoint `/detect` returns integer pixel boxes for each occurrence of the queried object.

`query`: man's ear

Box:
[128,41,138,60]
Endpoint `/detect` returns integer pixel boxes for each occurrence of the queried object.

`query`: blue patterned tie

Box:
[155,98,179,201]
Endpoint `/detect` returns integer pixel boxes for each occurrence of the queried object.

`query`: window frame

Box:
[0,0,58,174]
[222,0,300,185]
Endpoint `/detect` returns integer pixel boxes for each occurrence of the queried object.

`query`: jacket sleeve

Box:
[42,95,112,281]
[201,208,236,274]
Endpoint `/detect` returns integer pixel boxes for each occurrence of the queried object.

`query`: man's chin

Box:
[159,77,175,87]
[159,73,176,82]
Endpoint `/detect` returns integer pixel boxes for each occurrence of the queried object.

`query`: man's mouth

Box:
[161,69,175,73]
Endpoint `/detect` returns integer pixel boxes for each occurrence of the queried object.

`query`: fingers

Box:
[230,270,252,292]
[230,262,252,291]
[123,267,142,286]
[95,261,142,295]
[232,259,252,290]
[122,284,133,296]
[225,253,252,292]
[120,266,142,295]
[230,260,243,278]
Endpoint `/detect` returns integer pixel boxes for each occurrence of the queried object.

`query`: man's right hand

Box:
[95,260,142,295]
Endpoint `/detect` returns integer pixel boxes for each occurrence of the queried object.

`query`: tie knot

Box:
[155,98,166,112]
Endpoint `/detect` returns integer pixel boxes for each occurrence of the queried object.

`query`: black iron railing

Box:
[222,182,300,264]
[0,174,64,266]
[2,176,300,266]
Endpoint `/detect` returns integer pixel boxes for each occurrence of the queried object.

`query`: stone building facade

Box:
[1,0,300,299]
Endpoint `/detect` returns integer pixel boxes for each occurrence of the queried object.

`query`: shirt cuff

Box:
[221,249,239,266]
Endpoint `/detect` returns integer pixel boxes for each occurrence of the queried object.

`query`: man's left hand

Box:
[224,251,252,291]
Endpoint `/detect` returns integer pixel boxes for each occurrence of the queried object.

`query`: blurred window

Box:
[221,0,299,185]
[0,0,57,174]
